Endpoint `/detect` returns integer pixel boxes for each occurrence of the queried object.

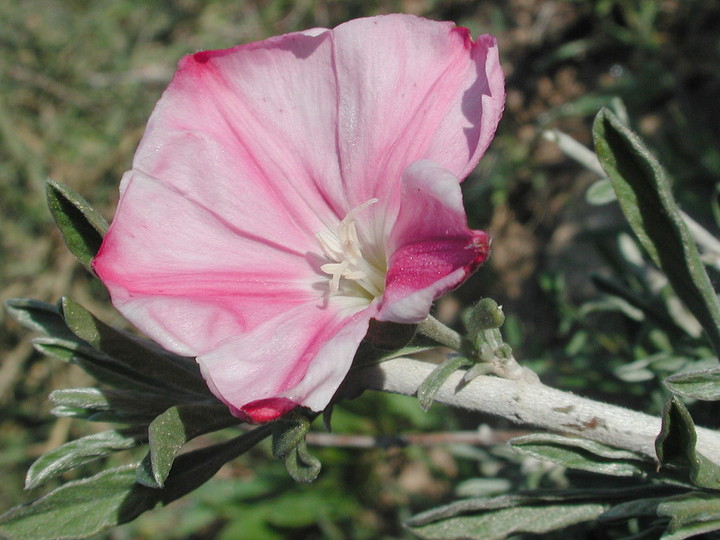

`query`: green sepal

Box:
[593,108,720,355]
[60,297,209,396]
[283,440,321,484]
[46,179,108,272]
[271,410,311,460]
[656,395,720,489]
[0,426,271,540]
[25,429,144,490]
[136,403,241,488]
[511,433,653,477]
[665,368,720,401]
[417,354,473,412]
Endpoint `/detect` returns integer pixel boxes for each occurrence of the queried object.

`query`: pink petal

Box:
[135,27,347,231]
[197,297,376,422]
[332,14,505,209]
[378,160,490,323]
[94,170,320,356]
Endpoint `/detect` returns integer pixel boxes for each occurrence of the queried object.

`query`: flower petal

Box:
[378,160,490,323]
[135,27,347,230]
[333,14,505,208]
[197,297,376,423]
[94,170,320,356]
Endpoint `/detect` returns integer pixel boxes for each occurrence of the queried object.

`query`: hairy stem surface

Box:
[351,355,720,464]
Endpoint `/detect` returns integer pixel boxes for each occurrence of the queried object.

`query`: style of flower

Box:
[93,14,505,423]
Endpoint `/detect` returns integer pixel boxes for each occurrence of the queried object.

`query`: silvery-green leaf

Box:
[61,297,209,396]
[25,430,143,489]
[0,465,157,540]
[455,478,512,498]
[407,501,608,540]
[136,403,241,488]
[511,433,652,477]
[656,396,720,489]
[50,387,179,418]
[417,354,473,411]
[46,179,107,272]
[665,368,720,401]
[658,492,720,539]
[593,108,720,355]
[0,426,272,539]
[4,299,79,341]
[33,337,168,395]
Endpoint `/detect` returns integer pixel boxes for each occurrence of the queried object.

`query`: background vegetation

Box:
[2,0,719,538]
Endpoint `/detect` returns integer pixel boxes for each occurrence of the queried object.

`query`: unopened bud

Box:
[468,298,505,332]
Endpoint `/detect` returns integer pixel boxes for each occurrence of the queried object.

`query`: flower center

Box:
[316,199,386,298]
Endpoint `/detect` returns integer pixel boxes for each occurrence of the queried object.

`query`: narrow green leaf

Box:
[4,299,79,342]
[665,368,720,400]
[407,486,683,529]
[599,497,664,522]
[593,108,720,355]
[658,492,720,539]
[0,465,158,540]
[158,424,272,503]
[136,403,241,488]
[50,387,180,418]
[0,426,272,540]
[61,297,210,396]
[656,396,698,471]
[33,337,172,395]
[50,406,156,425]
[656,396,720,489]
[407,502,609,540]
[46,179,108,272]
[417,354,473,411]
[25,430,143,489]
[511,433,652,477]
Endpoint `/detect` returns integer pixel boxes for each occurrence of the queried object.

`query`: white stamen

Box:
[316,199,385,297]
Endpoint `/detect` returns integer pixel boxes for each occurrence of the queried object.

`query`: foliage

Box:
[3,1,720,539]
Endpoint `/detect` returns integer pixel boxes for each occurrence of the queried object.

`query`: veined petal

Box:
[197,297,376,423]
[378,160,490,323]
[94,170,320,356]
[333,14,505,210]
[134,27,346,230]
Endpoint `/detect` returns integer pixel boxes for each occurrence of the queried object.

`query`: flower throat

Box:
[316,199,385,298]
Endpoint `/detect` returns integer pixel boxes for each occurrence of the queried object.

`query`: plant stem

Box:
[417,315,463,350]
[349,355,720,465]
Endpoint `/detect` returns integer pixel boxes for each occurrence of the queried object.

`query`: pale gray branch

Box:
[350,356,720,465]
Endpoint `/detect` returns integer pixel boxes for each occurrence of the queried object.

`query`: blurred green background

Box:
[2,0,719,538]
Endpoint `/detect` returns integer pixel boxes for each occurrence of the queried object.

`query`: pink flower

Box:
[93,14,504,423]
